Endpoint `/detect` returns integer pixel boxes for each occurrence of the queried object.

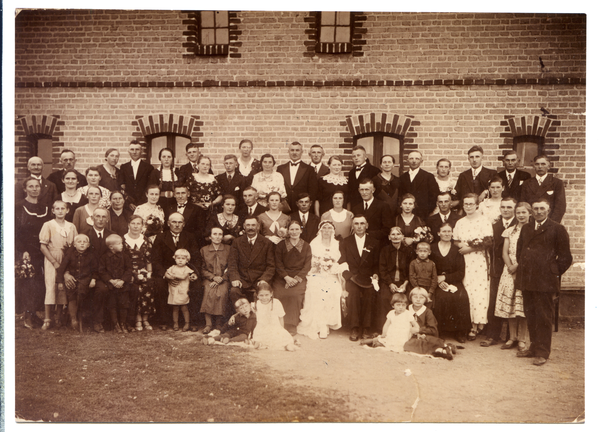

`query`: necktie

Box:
[248,206,253,216]
[302,213,307,226]
[507,173,513,187]
[193,164,199,173]
[249,238,254,248]
[538,178,543,186]
[173,235,179,246]
[228,174,232,182]
[535,222,541,231]
[313,165,318,173]
[364,202,369,211]
[98,231,102,240]
[442,214,447,223]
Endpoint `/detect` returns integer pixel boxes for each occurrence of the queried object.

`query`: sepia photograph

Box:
[3,0,590,426]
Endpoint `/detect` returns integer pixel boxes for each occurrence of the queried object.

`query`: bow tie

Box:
[355,165,365,172]
[290,162,300,167]
[178,204,186,209]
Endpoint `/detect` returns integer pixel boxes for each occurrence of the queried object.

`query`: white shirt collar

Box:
[94,228,104,236]
[472,166,482,177]
[31,174,42,180]
[354,234,366,254]
[247,234,258,242]
[363,197,375,207]
[131,159,141,167]
[536,173,548,183]
[502,217,514,227]
[409,304,427,317]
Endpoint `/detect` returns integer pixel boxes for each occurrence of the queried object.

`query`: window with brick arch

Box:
[29,134,54,178]
[354,133,404,176]
[513,135,544,175]
[197,11,229,56]
[317,12,352,54]
[147,134,191,168]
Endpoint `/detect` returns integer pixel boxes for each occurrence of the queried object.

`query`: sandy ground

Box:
[247,325,585,423]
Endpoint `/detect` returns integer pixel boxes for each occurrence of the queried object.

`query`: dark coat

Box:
[215,171,247,207]
[455,166,497,202]
[515,219,572,293]
[398,169,439,220]
[490,217,518,278]
[347,162,381,207]
[351,198,394,241]
[15,177,59,208]
[47,169,87,194]
[426,211,461,244]
[520,174,567,223]
[277,161,319,213]
[290,211,320,243]
[339,234,380,288]
[311,163,330,178]
[498,169,531,202]
[163,202,204,236]
[227,234,275,289]
[82,226,117,260]
[151,230,202,279]
[237,203,267,225]
[121,159,155,206]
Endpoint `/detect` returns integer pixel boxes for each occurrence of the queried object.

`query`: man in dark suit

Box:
[215,154,247,208]
[480,197,517,347]
[237,186,267,225]
[347,145,381,208]
[47,149,87,194]
[309,145,330,178]
[520,154,566,223]
[290,193,319,242]
[15,156,59,207]
[121,140,155,210]
[151,212,203,331]
[426,192,461,243]
[81,208,116,333]
[350,179,394,242]
[398,150,439,219]
[175,142,212,184]
[455,145,497,208]
[228,216,276,303]
[339,215,380,341]
[163,185,203,238]
[516,198,572,366]
[498,150,531,202]
[277,141,318,213]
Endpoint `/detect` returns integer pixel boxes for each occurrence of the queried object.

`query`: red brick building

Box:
[13,10,585,308]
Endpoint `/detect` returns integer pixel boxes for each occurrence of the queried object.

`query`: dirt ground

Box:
[248,324,585,423]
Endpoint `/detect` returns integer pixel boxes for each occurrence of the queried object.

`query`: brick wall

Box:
[13,10,586,287]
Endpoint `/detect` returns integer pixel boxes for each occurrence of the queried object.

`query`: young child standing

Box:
[361,293,419,351]
[403,287,455,360]
[56,234,98,330]
[99,234,133,333]
[165,249,197,331]
[39,200,77,330]
[409,242,438,303]
[252,283,297,351]
[203,298,257,345]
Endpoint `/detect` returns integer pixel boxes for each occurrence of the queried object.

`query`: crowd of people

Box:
[14,139,573,363]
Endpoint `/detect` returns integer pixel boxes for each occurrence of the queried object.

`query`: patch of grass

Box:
[15,328,354,422]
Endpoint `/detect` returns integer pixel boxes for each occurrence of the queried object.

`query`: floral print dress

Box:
[124,234,155,317]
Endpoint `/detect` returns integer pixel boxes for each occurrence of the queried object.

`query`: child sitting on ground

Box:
[361,293,419,351]
[252,283,298,351]
[403,287,456,360]
[165,248,197,332]
[203,298,257,345]
[56,234,98,331]
[99,234,133,334]
[409,242,437,304]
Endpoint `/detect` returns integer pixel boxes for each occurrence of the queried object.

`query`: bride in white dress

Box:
[297,221,349,339]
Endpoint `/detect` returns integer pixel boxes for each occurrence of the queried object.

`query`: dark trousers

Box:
[523,290,554,359]
[154,278,171,326]
[230,285,257,305]
[188,285,203,327]
[485,276,504,340]
[89,281,110,325]
[345,280,376,330]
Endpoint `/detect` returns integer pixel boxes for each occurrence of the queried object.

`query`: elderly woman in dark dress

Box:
[272,220,312,335]
[429,223,471,343]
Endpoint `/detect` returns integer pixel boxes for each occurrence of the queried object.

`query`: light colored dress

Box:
[378,310,415,352]
[77,184,111,209]
[167,265,194,305]
[39,219,77,305]
[479,198,502,224]
[320,209,354,239]
[251,171,287,207]
[252,298,295,350]
[297,237,348,339]
[453,214,493,324]
[133,203,165,241]
[495,225,526,318]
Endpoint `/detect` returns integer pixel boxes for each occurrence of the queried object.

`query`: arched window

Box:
[354,132,404,176]
[146,133,191,167]
[513,135,544,174]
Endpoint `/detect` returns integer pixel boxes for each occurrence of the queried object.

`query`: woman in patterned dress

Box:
[453,193,493,340]
[204,195,242,245]
[316,156,348,216]
[133,185,165,243]
[77,166,111,209]
[495,202,531,352]
[186,156,223,226]
[251,154,287,208]
[124,215,155,331]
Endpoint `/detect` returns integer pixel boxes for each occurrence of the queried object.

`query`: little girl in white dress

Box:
[252,284,297,351]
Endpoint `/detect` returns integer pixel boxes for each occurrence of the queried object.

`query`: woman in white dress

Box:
[479,176,505,224]
[297,221,349,339]
[453,193,493,340]
[251,154,287,208]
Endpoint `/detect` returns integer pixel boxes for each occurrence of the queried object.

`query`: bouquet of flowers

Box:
[467,236,493,249]
[313,255,338,274]
[136,268,150,283]
[413,226,434,243]
[144,214,163,237]
[276,227,288,239]
[15,256,35,279]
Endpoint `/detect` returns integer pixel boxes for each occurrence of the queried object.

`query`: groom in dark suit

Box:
[455,145,497,208]
[339,215,381,341]
[498,151,531,202]
[520,154,566,223]
[398,150,439,220]
[290,193,320,242]
[151,212,202,331]
[121,140,155,209]
[347,145,381,208]
[351,179,394,242]
[515,198,572,366]
[228,216,276,303]
[426,192,461,243]
[163,185,203,239]
[277,141,318,213]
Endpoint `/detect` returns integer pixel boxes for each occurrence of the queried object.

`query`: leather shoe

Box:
[480,338,498,347]
[455,334,466,344]
[349,327,359,342]
[190,326,199,332]
[516,349,534,358]
[533,357,547,366]
[93,324,105,333]
[159,325,168,331]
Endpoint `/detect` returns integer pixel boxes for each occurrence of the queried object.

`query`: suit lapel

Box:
[294,163,307,187]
